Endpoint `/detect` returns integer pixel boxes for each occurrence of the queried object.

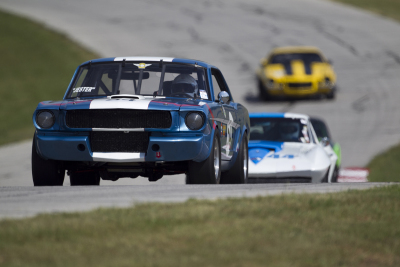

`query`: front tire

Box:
[221,132,249,184]
[258,79,270,101]
[32,135,65,186]
[327,86,336,99]
[331,166,339,183]
[187,130,221,184]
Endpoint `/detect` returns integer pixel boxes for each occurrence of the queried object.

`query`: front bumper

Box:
[35,132,208,163]
[263,82,333,97]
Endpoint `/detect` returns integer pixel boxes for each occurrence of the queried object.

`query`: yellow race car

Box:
[256,46,336,100]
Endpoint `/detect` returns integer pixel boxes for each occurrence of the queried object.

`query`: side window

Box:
[211,74,222,101]
[211,69,230,102]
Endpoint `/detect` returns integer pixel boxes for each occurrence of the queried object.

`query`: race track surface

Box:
[0,183,392,219]
[0,0,400,216]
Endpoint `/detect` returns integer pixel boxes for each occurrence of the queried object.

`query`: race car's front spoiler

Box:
[35,132,209,163]
[248,167,329,183]
[266,87,333,97]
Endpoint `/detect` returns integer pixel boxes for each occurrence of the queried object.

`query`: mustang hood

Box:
[248,142,331,182]
[59,96,208,111]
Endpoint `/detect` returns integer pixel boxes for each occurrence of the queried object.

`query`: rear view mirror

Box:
[108,71,150,80]
[260,58,268,67]
[320,137,330,147]
[218,91,230,104]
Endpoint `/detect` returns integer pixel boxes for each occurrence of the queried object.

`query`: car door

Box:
[211,68,238,160]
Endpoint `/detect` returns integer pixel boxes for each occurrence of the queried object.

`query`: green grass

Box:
[0,185,399,267]
[331,0,400,22]
[367,144,400,182]
[0,9,98,146]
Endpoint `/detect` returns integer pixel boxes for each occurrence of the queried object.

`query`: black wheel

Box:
[331,166,339,183]
[70,171,100,186]
[187,130,221,184]
[327,85,336,99]
[321,167,331,183]
[258,79,270,101]
[221,132,249,184]
[32,135,65,186]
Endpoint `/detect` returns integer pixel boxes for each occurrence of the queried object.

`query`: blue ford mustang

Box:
[32,57,250,186]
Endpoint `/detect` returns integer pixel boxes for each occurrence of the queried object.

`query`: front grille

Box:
[287,82,312,88]
[66,109,172,129]
[90,132,149,153]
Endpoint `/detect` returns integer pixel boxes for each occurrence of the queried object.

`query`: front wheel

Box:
[187,130,221,184]
[327,86,336,99]
[32,135,65,186]
[258,79,270,101]
[331,166,339,183]
[221,132,249,184]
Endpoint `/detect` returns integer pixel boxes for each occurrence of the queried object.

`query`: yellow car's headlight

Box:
[319,77,333,89]
[266,79,283,90]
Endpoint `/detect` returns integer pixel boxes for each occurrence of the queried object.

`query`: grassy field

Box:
[0,185,399,267]
[367,144,400,182]
[0,9,98,146]
[332,0,400,22]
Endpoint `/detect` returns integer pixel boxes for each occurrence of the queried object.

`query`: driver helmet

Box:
[171,74,198,97]
[279,121,300,141]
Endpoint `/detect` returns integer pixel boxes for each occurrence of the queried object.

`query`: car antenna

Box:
[159,59,163,67]
[122,58,126,67]
[88,61,92,69]
[153,91,158,98]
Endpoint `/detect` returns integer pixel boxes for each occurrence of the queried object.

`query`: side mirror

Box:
[218,91,230,104]
[260,58,268,67]
[320,137,330,147]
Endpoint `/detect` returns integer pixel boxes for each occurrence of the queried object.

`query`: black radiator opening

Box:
[90,131,149,153]
[66,109,172,129]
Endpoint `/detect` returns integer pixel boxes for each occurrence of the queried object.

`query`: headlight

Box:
[319,77,333,89]
[185,112,205,130]
[36,110,55,129]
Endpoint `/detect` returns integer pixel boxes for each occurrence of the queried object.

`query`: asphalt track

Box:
[0,183,392,219]
[1,0,400,218]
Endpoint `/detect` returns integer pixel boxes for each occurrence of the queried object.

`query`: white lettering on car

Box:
[73,87,96,93]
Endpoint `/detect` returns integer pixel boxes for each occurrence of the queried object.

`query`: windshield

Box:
[270,53,323,64]
[310,119,331,141]
[250,117,311,143]
[67,62,210,99]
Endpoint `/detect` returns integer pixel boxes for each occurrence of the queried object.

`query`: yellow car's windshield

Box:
[270,53,323,64]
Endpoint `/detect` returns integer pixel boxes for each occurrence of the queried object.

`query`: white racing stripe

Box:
[114,57,174,62]
[90,98,153,110]
[284,113,309,120]
[92,152,145,162]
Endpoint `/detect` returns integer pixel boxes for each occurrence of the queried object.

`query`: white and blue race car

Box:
[248,113,337,183]
[32,57,250,186]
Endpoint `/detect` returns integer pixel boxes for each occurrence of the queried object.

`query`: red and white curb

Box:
[338,167,369,182]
